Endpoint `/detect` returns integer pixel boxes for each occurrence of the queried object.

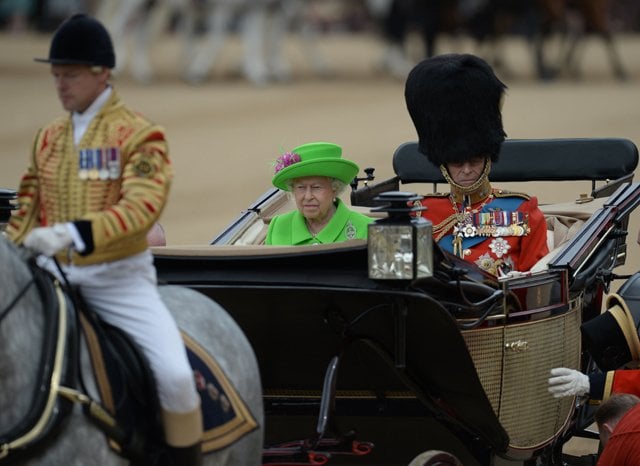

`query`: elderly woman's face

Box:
[445,157,486,187]
[292,176,336,222]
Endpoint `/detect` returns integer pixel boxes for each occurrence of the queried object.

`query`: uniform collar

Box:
[450,177,493,205]
[441,158,493,205]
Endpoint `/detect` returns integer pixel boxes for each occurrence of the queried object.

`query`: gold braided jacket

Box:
[7,91,172,265]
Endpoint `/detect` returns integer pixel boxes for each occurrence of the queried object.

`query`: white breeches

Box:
[41,250,199,414]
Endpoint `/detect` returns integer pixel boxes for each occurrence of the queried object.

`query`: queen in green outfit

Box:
[265,142,373,246]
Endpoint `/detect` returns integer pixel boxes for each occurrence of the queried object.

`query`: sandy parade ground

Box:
[1,26,640,460]
[1,30,638,250]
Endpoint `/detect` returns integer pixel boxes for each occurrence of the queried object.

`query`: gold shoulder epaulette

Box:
[494,189,531,200]
[422,192,449,198]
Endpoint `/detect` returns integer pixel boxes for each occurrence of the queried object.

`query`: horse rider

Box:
[5,13,203,465]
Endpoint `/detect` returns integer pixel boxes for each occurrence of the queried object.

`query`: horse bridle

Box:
[0,252,74,325]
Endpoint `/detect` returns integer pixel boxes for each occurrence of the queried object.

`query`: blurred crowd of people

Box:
[1,0,639,84]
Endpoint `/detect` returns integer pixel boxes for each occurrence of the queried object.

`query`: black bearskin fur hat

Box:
[404,53,507,167]
[35,14,115,69]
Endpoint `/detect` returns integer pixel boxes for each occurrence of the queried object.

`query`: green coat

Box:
[265,199,373,245]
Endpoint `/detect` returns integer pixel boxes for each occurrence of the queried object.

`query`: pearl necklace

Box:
[308,221,328,237]
[306,204,336,237]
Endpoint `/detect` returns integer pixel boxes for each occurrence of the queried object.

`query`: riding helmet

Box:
[404,53,506,167]
[34,13,115,69]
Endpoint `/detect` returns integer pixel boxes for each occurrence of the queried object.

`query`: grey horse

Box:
[0,234,264,465]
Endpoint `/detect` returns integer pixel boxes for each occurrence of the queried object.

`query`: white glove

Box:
[24,224,74,256]
[548,367,590,398]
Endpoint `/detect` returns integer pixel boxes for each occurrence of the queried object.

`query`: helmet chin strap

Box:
[440,159,493,205]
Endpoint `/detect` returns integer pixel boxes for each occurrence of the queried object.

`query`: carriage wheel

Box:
[408,450,463,466]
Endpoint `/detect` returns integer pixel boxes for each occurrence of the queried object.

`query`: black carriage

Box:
[0,139,640,465]
[149,139,640,465]
[1,139,635,465]
[153,138,639,465]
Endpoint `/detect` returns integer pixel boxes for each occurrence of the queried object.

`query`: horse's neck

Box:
[0,238,46,431]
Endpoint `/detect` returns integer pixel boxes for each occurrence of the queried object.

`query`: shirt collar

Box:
[72,86,112,145]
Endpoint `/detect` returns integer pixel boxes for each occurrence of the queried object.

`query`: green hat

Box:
[271,142,359,191]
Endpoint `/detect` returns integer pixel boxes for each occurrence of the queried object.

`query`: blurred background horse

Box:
[2,0,634,82]
[96,0,329,85]
[0,234,264,465]
[532,0,627,79]
[369,0,628,80]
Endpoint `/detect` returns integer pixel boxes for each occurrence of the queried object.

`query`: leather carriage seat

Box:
[531,200,605,272]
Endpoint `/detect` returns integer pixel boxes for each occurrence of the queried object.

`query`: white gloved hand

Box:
[548,367,590,398]
[24,224,74,256]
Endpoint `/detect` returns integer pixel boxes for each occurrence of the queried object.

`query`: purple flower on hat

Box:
[274,151,301,173]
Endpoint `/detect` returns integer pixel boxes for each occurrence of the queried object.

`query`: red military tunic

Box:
[605,370,640,399]
[588,370,640,402]
[418,188,549,275]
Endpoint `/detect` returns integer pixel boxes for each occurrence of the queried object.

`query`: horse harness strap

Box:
[0,264,123,463]
[0,276,34,324]
[56,386,121,440]
[0,279,72,459]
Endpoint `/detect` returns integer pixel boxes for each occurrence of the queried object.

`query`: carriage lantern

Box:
[367,191,433,280]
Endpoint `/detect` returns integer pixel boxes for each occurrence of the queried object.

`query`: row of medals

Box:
[453,211,530,238]
[78,148,121,181]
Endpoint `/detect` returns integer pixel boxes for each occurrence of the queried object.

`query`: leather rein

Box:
[0,275,34,324]
[0,258,73,460]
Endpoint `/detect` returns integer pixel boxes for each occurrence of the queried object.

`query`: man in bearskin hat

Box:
[404,53,549,276]
[6,13,203,465]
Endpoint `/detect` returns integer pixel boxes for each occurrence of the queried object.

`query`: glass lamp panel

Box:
[415,221,433,278]
[368,224,415,280]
